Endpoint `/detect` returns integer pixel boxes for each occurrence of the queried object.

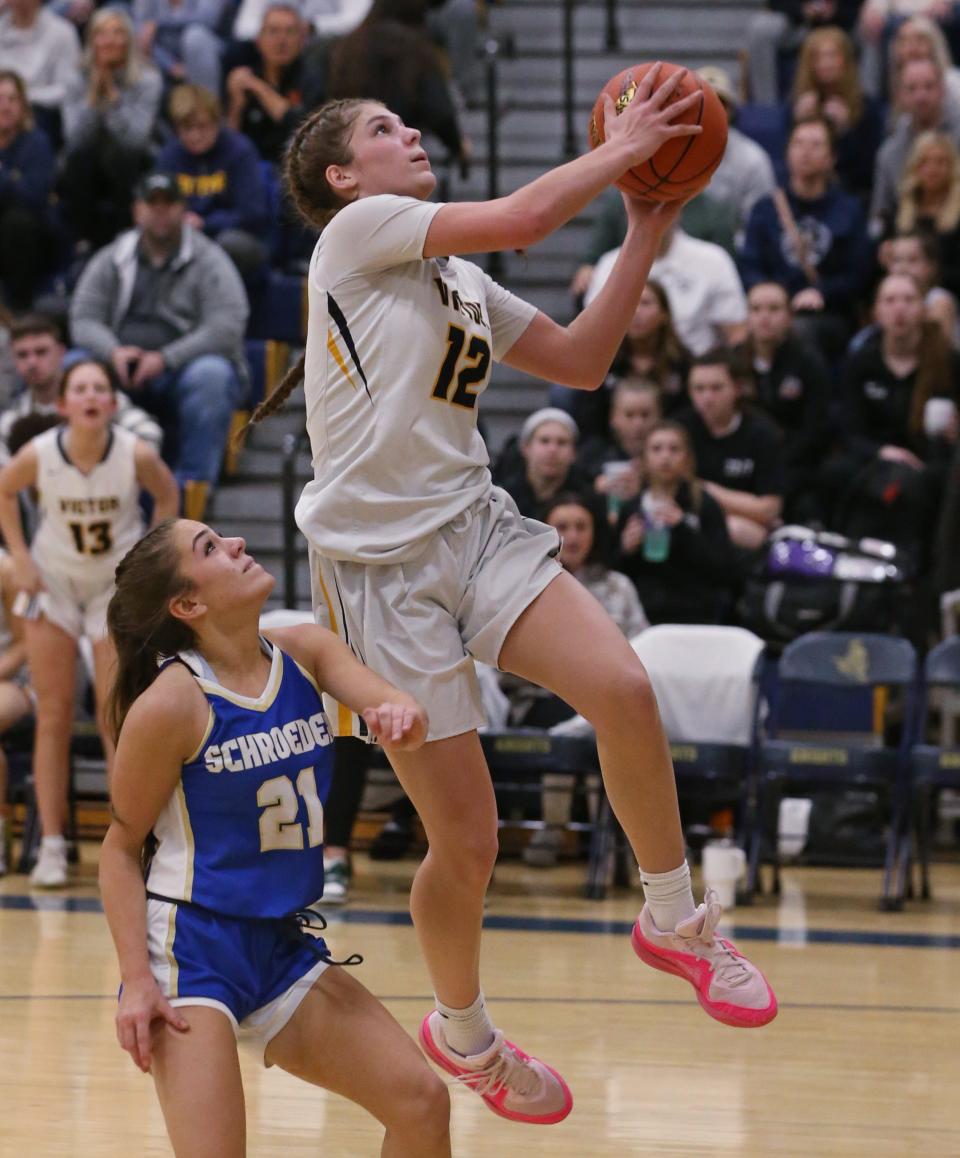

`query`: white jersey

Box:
[31,425,144,583]
[296,194,538,563]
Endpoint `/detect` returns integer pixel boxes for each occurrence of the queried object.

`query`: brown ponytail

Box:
[105,520,197,742]
[909,319,954,436]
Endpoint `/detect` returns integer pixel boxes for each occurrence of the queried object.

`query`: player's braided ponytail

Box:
[241,99,372,436]
[285,97,370,230]
[106,520,197,741]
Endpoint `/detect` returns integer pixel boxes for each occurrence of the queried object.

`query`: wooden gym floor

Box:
[1,847,959,1157]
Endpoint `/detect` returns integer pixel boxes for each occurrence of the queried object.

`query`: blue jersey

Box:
[147,640,334,919]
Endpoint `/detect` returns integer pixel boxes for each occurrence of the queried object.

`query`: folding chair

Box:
[565,625,766,900]
[909,635,960,901]
[748,631,917,910]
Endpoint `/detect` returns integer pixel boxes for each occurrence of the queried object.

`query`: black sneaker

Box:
[369,818,414,861]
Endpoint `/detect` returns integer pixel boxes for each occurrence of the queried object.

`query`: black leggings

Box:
[0,204,52,310]
[324,737,372,849]
[61,134,151,246]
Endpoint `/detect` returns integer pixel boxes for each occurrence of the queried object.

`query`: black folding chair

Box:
[909,635,960,901]
[588,625,767,901]
[747,631,917,910]
[479,731,606,898]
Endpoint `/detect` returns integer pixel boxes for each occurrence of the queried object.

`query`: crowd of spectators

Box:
[0,0,474,506]
[0,0,478,883]
[7,0,960,878]
[537,6,960,662]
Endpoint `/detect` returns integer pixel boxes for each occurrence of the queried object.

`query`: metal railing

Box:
[281,429,309,607]
[562,0,623,157]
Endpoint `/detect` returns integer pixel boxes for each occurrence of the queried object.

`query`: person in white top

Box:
[585,225,749,355]
[0,0,81,119]
[243,77,778,1126]
[0,358,178,889]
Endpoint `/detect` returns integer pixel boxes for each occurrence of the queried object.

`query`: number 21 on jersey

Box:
[257,766,324,852]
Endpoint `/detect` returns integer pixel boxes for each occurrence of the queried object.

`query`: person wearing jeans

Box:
[135,352,245,487]
[69,171,249,502]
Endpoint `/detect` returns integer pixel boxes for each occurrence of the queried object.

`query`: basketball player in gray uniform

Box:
[0,358,178,887]
[243,67,778,1125]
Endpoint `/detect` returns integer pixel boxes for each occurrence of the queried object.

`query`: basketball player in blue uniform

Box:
[99,518,449,1157]
[241,70,778,1126]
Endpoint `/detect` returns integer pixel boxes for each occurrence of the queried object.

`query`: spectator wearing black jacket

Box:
[841,273,960,470]
[551,279,689,439]
[830,272,960,558]
[498,408,591,522]
[0,69,57,310]
[678,349,786,551]
[735,281,832,522]
[617,420,737,624]
[225,2,320,165]
[159,83,269,280]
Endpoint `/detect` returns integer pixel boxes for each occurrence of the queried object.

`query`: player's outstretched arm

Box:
[503,194,687,389]
[423,63,701,259]
[265,624,429,750]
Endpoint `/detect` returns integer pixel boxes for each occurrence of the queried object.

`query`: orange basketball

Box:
[588,62,728,202]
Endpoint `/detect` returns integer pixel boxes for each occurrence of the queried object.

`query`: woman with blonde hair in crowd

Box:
[791,25,883,197]
[892,130,960,295]
[61,6,162,247]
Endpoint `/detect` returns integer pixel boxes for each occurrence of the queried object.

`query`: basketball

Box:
[588,62,728,202]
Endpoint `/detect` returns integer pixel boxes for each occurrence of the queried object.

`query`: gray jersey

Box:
[296,194,537,563]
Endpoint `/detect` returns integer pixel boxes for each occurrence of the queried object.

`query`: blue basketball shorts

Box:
[145,897,330,1064]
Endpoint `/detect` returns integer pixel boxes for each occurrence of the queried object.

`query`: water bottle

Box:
[641,493,671,563]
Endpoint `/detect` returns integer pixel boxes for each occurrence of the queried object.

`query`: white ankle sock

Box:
[435,992,496,1057]
[639,861,696,932]
[41,835,67,852]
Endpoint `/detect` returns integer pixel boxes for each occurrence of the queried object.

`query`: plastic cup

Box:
[701,840,746,909]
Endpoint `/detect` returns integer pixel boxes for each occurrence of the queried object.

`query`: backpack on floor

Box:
[738,525,910,645]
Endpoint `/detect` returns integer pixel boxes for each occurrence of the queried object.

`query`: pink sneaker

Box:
[419,1011,573,1125]
[632,890,778,1028]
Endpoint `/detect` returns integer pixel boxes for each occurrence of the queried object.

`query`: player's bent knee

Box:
[385,1069,450,1139]
[585,660,655,729]
[430,827,499,884]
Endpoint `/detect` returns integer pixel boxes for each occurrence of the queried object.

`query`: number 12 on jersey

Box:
[430,323,491,411]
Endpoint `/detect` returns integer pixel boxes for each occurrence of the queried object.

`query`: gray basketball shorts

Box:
[309,487,563,742]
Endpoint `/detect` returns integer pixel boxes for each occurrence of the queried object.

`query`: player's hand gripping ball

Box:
[589,62,728,202]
